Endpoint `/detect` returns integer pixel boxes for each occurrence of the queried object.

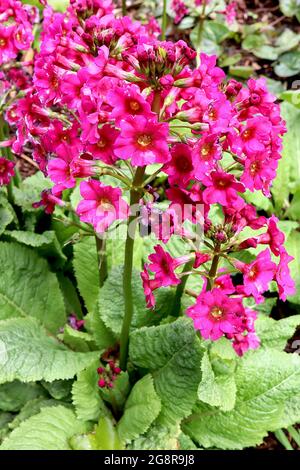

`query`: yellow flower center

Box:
[211,307,223,319]
[97,138,107,148]
[137,134,152,147]
[129,100,140,111]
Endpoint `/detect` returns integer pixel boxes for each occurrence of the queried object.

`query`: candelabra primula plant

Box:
[0,0,299,451]
[0,0,295,367]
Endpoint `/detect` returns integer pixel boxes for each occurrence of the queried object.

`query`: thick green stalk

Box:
[121,0,126,16]
[207,253,220,290]
[274,430,294,451]
[196,2,207,66]
[119,166,145,370]
[161,0,167,40]
[172,259,195,316]
[95,235,108,288]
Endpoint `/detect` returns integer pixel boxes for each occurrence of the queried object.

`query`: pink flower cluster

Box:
[0,0,37,65]
[1,0,295,356]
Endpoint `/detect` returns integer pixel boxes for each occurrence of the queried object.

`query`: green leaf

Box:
[130,318,203,426]
[229,65,253,79]
[279,103,300,188]
[73,237,99,313]
[8,398,66,430]
[117,374,161,442]
[271,102,296,212]
[72,362,109,422]
[71,417,123,450]
[198,351,236,412]
[285,230,300,304]
[84,310,115,350]
[243,189,273,213]
[128,424,181,450]
[61,325,95,352]
[0,242,66,333]
[255,315,300,351]
[286,189,300,220]
[41,380,72,400]
[275,51,300,77]
[280,90,300,109]
[99,266,173,337]
[0,406,87,450]
[279,0,300,18]
[57,274,83,318]
[12,172,52,212]
[0,381,45,412]
[0,317,100,383]
[0,206,13,235]
[183,349,300,449]
[4,230,66,266]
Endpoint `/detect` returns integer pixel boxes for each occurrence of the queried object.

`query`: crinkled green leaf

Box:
[99,266,174,337]
[0,406,87,450]
[256,315,300,351]
[0,317,100,383]
[0,242,65,333]
[0,206,13,236]
[183,349,300,449]
[4,230,66,265]
[285,230,300,304]
[117,374,161,442]
[0,381,45,412]
[128,424,181,450]
[72,362,109,422]
[12,172,52,212]
[130,318,203,426]
[198,351,236,411]
[8,398,67,430]
[71,417,123,450]
[84,310,115,350]
[41,380,72,400]
[73,237,99,313]
[61,325,95,352]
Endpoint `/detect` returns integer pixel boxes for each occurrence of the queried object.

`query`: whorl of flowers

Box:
[0,0,295,356]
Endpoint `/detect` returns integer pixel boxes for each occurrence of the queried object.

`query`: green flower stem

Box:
[196,3,207,66]
[207,252,220,290]
[119,166,146,371]
[119,90,161,370]
[95,235,108,288]
[161,0,167,40]
[121,0,126,16]
[172,259,195,316]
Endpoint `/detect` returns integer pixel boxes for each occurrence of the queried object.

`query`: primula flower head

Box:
[76,180,129,233]
[114,115,171,166]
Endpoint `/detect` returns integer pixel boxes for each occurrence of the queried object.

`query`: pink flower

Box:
[232,117,271,156]
[114,115,171,166]
[203,169,245,208]
[47,153,76,196]
[186,289,243,341]
[85,125,119,164]
[276,246,295,301]
[232,331,260,356]
[235,249,276,302]
[224,2,237,25]
[76,180,129,233]
[163,143,195,186]
[193,133,222,180]
[148,245,185,287]
[258,215,285,256]
[107,84,151,123]
[141,265,160,309]
[0,157,15,186]
[32,189,64,214]
[171,0,188,24]
[241,152,277,196]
